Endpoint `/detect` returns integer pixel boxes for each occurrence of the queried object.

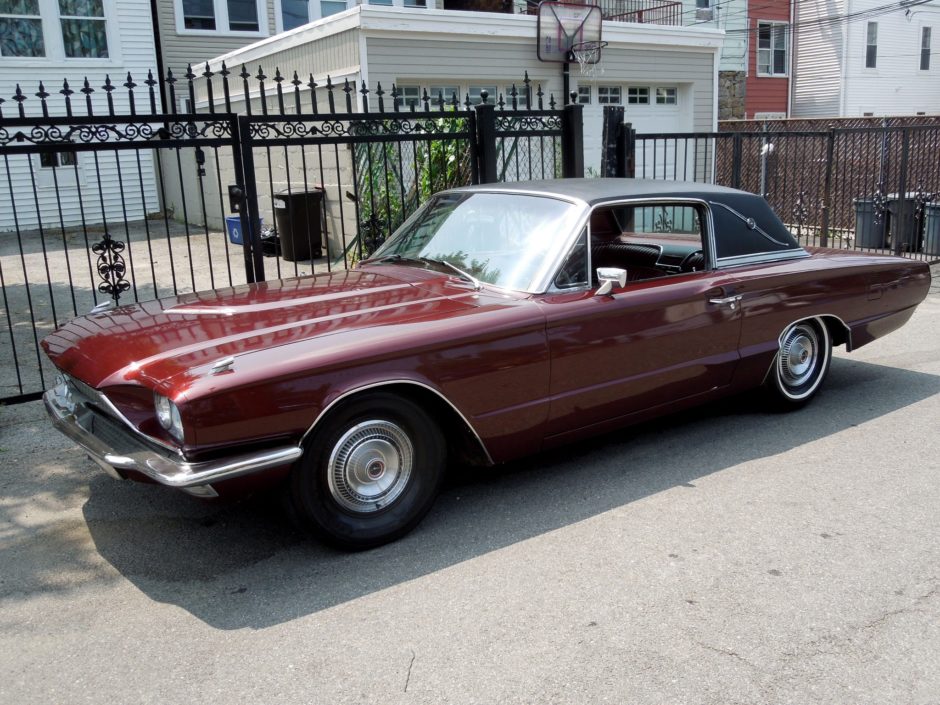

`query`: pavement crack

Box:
[403,649,416,693]
[694,640,761,672]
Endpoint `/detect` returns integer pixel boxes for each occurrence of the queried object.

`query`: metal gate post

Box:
[601,105,625,177]
[894,127,910,256]
[474,98,497,184]
[820,129,835,248]
[731,132,743,189]
[561,99,584,178]
[234,115,265,282]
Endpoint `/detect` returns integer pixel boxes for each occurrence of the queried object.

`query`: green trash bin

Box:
[885,193,922,253]
[924,203,940,256]
[853,198,886,249]
[272,188,325,262]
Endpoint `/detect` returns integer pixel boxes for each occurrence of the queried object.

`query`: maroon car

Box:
[43,179,932,548]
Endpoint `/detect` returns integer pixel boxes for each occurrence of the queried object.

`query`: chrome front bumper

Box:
[43,385,303,497]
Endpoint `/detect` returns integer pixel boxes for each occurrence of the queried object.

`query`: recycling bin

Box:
[853,198,886,249]
[225,215,262,246]
[272,188,325,262]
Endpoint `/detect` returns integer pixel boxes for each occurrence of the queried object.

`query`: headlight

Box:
[154,393,184,442]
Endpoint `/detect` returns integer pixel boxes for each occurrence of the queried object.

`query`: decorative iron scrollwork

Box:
[0,118,232,147]
[494,115,563,132]
[92,232,130,304]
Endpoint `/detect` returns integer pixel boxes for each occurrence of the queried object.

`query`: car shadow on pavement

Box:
[80,356,940,630]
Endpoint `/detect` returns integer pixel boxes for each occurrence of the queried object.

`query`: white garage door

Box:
[579,83,691,178]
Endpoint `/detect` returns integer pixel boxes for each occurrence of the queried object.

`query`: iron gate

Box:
[0,68,574,404]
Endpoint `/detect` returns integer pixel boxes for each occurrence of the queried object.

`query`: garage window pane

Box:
[627,87,648,104]
[655,87,676,105]
[598,85,620,105]
[395,84,421,109]
[577,85,591,104]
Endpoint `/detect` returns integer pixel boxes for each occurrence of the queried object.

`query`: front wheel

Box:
[289,392,445,550]
[767,319,832,408]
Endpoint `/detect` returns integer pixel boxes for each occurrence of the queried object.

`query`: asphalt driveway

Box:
[1,268,938,704]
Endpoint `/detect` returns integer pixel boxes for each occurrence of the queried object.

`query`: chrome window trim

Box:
[716,249,810,269]
[299,379,495,466]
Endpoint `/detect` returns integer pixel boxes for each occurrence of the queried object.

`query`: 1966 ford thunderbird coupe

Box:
[43,179,931,548]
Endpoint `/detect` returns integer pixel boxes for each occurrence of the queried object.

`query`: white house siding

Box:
[791,0,846,118]
[363,13,719,173]
[0,0,160,234]
[842,0,940,116]
[158,0,279,77]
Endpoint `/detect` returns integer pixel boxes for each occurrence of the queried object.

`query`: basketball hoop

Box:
[569,39,607,78]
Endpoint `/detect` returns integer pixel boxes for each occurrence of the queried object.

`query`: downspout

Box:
[786,0,793,116]
[149,0,167,112]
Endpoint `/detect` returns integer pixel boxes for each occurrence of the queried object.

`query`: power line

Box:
[720,0,934,35]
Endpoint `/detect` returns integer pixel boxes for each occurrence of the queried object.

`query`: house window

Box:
[395,84,421,109]
[0,0,45,57]
[59,0,108,58]
[577,85,591,104]
[695,0,708,6]
[627,86,648,104]
[182,0,216,29]
[281,0,308,29]
[468,85,497,105]
[598,85,621,104]
[181,0,262,33]
[757,21,787,75]
[40,151,76,168]
[655,87,677,105]
[921,27,931,70]
[866,21,877,68]
[320,0,346,16]
[403,0,426,6]
[226,0,258,30]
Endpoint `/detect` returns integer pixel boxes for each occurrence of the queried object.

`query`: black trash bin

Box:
[885,193,922,252]
[924,203,940,256]
[272,188,324,262]
[853,198,887,248]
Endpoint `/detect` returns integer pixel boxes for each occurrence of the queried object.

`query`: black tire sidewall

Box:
[291,392,445,549]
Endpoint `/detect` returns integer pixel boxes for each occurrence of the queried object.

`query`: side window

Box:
[590,203,706,281]
[554,227,588,289]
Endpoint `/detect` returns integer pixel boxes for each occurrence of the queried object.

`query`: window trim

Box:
[174,0,269,38]
[756,19,788,77]
[576,84,592,104]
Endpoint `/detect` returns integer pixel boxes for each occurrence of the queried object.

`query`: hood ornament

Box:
[210,356,236,375]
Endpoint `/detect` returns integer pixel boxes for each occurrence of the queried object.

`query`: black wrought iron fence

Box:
[0,67,573,404]
[622,122,940,262]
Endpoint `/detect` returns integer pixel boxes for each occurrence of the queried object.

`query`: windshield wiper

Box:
[421,257,482,291]
[372,254,428,266]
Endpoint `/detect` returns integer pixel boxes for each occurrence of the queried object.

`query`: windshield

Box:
[369,192,583,293]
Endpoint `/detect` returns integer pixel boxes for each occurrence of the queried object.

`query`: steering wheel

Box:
[679,249,704,273]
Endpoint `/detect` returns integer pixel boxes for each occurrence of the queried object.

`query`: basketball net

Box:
[571,40,606,82]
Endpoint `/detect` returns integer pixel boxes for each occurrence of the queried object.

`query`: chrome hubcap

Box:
[779,324,819,388]
[328,420,413,514]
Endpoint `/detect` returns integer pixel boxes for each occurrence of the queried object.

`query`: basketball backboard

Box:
[536,1,603,64]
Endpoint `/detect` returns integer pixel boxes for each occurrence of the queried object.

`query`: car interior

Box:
[554,202,709,291]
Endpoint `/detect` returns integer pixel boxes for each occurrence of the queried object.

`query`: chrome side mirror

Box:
[595,268,627,296]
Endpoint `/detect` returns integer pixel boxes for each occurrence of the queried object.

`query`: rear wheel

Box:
[290,392,445,550]
[767,319,832,408]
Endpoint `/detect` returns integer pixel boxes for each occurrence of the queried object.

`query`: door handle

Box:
[708,294,743,310]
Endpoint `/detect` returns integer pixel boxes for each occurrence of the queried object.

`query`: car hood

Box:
[42,266,491,392]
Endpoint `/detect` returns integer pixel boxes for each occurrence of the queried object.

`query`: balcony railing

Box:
[521,0,683,26]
